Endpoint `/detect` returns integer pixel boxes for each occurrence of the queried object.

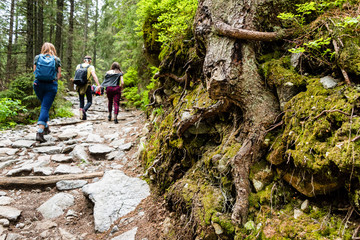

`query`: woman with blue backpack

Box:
[33,42,61,143]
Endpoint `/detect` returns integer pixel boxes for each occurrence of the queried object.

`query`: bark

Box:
[26,0,34,70]
[55,0,64,57]
[67,0,74,82]
[0,172,103,187]
[83,0,89,56]
[6,0,15,80]
[93,0,99,67]
[194,0,281,225]
[49,0,54,42]
[36,0,44,54]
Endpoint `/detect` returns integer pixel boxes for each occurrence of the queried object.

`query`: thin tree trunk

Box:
[36,0,44,53]
[26,0,34,70]
[34,0,38,53]
[6,0,15,80]
[93,0,99,67]
[83,0,89,56]
[67,0,74,84]
[55,0,64,56]
[49,0,54,42]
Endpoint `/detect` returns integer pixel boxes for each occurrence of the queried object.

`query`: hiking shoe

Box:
[114,119,118,124]
[36,132,46,143]
[44,126,51,135]
[79,109,83,120]
[82,109,87,120]
[108,115,112,121]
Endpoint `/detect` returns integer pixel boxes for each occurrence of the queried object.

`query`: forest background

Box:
[0,0,196,128]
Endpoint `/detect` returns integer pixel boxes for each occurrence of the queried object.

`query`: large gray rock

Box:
[70,145,89,163]
[37,193,75,219]
[82,170,150,232]
[0,148,18,156]
[54,165,82,174]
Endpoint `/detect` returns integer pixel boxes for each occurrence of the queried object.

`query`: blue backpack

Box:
[34,54,57,81]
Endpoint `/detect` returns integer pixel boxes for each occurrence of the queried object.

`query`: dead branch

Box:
[176,99,231,136]
[313,109,350,120]
[265,120,284,133]
[214,21,289,41]
[0,172,104,186]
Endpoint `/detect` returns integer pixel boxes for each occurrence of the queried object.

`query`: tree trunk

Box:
[83,0,89,56]
[55,0,64,57]
[6,0,15,80]
[93,0,99,67]
[26,0,34,70]
[36,0,44,54]
[49,0,54,43]
[67,0,74,86]
[194,0,280,225]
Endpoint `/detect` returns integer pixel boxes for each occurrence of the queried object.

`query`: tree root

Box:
[214,21,289,41]
[176,99,231,136]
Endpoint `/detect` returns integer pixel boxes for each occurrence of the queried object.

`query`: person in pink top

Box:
[101,62,124,124]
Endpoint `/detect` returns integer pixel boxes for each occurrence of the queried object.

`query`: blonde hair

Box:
[40,42,57,56]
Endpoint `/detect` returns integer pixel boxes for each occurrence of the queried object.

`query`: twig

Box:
[313,109,350,120]
[265,120,284,133]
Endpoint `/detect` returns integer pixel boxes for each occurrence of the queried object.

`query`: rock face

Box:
[82,170,150,232]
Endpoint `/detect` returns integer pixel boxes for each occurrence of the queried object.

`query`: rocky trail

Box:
[0,92,169,240]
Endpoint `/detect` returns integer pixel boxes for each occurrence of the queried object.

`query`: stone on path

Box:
[111,227,138,240]
[118,142,132,151]
[33,146,62,155]
[0,148,18,156]
[0,206,22,221]
[54,165,82,174]
[82,170,150,232]
[70,145,89,163]
[56,180,88,190]
[37,193,75,219]
[86,134,104,143]
[51,154,73,163]
[89,144,113,155]
[11,140,36,148]
[57,132,78,141]
[0,197,14,206]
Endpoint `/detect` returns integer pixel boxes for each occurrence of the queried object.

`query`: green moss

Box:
[261,56,307,88]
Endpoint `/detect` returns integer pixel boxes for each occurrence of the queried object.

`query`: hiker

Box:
[101,62,124,124]
[73,56,101,120]
[33,42,61,143]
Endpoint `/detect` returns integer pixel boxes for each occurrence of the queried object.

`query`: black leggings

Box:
[79,85,92,112]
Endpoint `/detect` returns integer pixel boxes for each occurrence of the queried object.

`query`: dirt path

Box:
[0,93,169,240]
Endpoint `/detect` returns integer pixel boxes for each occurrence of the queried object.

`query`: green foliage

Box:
[137,0,198,59]
[0,98,27,129]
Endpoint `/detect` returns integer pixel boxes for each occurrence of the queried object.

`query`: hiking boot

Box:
[82,109,87,120]
[79,109,83,120]
[108,115,112,121]
[36,132,46,143]
[114,119,118,124]
[44,126,51,135]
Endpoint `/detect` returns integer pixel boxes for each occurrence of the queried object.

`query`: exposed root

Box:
[214,21,288,41]
[176,99,231,136]
[146,87,164,107]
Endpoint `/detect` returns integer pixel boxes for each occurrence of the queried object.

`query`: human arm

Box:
[57,67,61,80]
[120,75,124,89]
[91,70,101,91]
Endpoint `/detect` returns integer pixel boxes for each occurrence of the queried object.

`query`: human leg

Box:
[113,86,121,124]
[106,87,115,120]
[83,86,93,112]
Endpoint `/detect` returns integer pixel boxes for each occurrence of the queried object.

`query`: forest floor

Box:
[0,92,171,240]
